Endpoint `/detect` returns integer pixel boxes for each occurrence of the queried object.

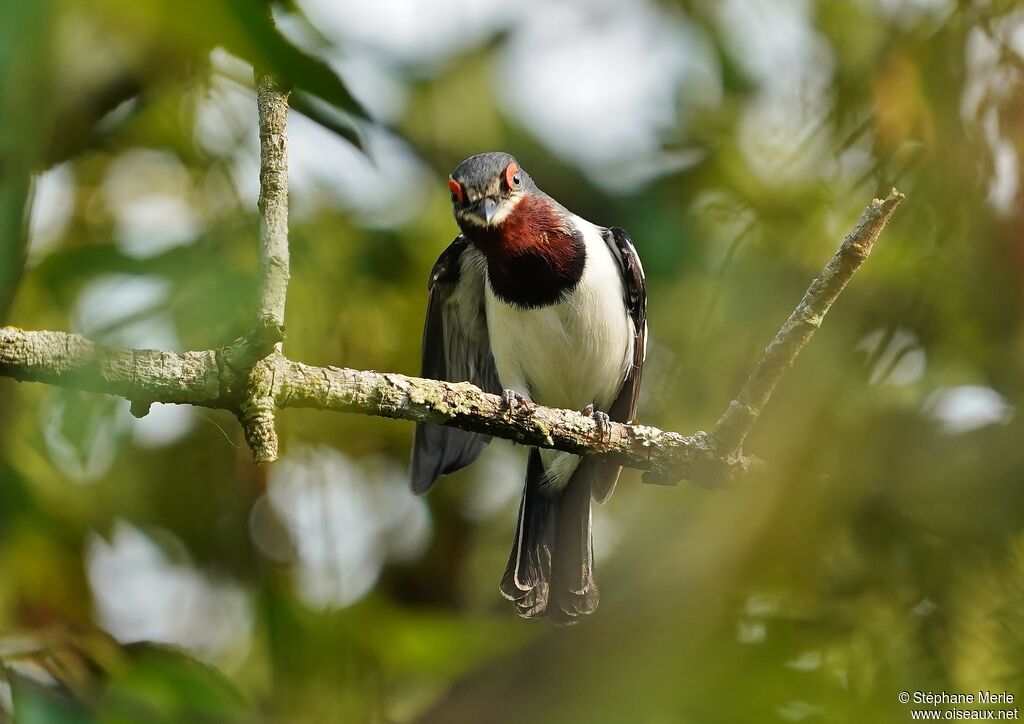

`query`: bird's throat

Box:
[465,196,585,308]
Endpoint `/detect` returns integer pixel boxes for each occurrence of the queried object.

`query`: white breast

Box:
[485,216,633,489]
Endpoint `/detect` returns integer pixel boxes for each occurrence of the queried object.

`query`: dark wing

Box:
[410,236,500,494]
[605,226,647,423]
[592,226,648,503]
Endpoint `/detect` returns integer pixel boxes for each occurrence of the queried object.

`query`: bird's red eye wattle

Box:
[449,178,464,204]
[505,162,522,190]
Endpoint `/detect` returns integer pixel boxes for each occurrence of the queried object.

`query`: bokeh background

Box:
[2,0,1023,721]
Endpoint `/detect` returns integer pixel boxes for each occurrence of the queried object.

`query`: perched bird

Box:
[411,152,647,623]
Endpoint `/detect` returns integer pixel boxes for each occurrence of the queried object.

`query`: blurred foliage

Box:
[2,0,1024,722]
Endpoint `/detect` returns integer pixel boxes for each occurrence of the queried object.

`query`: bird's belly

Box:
[485,278,631,413]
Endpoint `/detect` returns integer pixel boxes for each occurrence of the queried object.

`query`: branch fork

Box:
[238,73,292,463]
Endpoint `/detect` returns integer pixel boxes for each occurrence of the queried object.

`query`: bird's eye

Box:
[505,162,522,190]
[448,178,464,204]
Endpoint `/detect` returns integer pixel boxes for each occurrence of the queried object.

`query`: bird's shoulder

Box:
[599,225,646,312]
[428,235,474,290]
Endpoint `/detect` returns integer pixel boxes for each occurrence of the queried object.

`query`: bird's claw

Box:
[502,389,532,416]
[584,405,611,441]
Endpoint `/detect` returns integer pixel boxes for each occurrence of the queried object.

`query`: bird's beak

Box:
[471,197,500,225]
[482,197,499,223]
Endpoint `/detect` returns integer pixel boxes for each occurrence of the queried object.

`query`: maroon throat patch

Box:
[462,195,586,309]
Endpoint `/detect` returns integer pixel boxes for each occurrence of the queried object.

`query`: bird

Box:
[410,152,647,623]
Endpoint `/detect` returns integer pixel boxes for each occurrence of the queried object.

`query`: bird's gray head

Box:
[448,152,537,228]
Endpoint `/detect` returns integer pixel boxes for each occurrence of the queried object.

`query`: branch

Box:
[0,329,724,480]
[239,73,291,463]
[0,189,903,484]
[710,188,904,457]
[254,73,291,337]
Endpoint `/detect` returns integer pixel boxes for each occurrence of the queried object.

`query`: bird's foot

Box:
[502,389,532,417]
[584,404,612,441]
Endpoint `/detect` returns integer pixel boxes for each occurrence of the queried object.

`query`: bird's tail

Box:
[499,448,598,623]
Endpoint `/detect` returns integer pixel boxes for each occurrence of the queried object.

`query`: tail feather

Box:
[500,449,599,623]
[552,459,599,618]
[499,450,555,615]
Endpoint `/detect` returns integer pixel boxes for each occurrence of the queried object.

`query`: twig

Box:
[710,189,904,457]
[254,72,290,350]
[239,73,291,463]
